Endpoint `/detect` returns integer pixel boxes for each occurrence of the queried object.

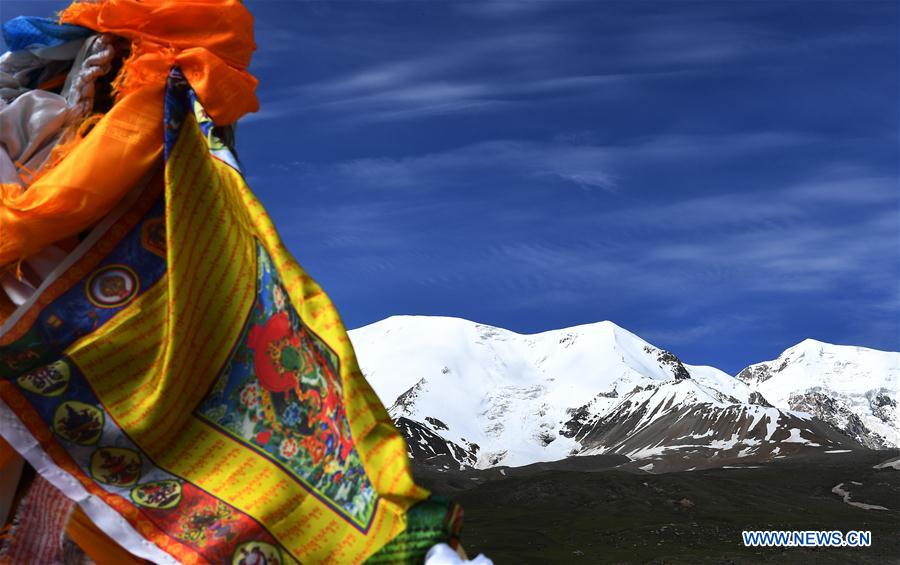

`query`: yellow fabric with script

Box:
[63,115,427,563]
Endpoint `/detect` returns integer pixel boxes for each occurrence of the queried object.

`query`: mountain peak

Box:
[783,338,895,358]
[350,316,897,470]
[785,337,834,354]
[736,338,899,449]
[357,315,630,338]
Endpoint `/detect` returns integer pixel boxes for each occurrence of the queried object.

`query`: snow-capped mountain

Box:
[737,339,899,449]
[349,316,877,471]
[567,378,860,473]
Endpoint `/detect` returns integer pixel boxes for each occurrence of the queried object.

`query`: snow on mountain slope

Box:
[684,364,750,403]
[570,378,856,473]
[350,316,679,468]
[686,364,774,407]
[737,339,899,448]
[350,316,869,471]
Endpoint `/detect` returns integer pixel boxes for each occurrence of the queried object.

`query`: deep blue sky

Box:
[4,1,899,374]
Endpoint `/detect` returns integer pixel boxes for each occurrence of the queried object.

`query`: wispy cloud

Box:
[268,138,620,193]
[245,11,763,126]
[265,130,819,197]
[245,63,677,125]
[639,314,768,348]
[456,0,559,19]
[260,135,896,320]
[237,1,899,367]
[244,2,893,127]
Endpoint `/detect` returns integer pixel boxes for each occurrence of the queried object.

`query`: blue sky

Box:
[4,1,899,374]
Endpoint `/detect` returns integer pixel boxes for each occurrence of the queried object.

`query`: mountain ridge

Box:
[736,338,899,449]
[348,316,897,472]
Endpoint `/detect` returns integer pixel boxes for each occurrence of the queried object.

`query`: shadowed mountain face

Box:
[393,416,480,468]
[350,316,895,473]
[570,383,863,473]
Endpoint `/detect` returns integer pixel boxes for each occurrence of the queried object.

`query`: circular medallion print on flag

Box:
[85,265,140,309]
[90,447,142,487]
[53,401,104,445]
[131,480,183,510]
[232,541,282,565]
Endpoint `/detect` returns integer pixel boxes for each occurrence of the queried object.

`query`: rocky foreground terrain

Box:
[420,450,900,563]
